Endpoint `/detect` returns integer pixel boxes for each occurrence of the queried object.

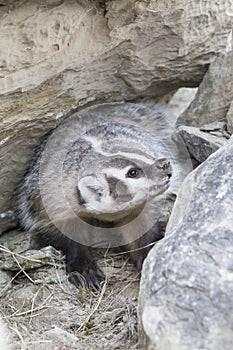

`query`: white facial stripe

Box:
[114,151,154,165]
[84,135,102,149]
[84,135,154,165]
[104,167,129,180]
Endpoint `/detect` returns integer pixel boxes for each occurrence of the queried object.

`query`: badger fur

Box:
[18,102,191,289]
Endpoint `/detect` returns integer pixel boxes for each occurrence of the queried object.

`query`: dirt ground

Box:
[0,229,140,350]
[0,88,196,350]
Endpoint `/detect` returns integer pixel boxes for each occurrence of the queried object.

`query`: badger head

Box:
[70,122,172,222]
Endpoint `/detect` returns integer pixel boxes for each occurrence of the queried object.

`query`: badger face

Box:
[76,157,172,221]
[60,122,172,223]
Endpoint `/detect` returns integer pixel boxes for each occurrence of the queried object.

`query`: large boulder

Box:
[178,51,233,127]
[139,137,233,350]
[0,0,232,232]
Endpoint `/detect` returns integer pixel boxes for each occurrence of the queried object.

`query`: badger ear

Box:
[77,176,105,204]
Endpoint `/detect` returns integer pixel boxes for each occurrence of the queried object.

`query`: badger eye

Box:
[126,168,141,178]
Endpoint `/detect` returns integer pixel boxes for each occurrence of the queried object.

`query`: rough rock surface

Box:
[226,101,233,134]
[0,0,232,232]
[178,51,233,127]
[139,137,233,350]
[177,125,228,163]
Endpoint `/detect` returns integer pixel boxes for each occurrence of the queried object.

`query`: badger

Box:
[18,102,191,289]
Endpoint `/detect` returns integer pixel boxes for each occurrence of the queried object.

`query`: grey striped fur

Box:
[17,102,191,289]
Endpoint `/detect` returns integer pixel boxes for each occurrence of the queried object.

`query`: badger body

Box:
[18,102,190,289]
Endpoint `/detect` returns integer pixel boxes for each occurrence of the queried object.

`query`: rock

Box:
[12,285,41,303]
[178,51,233,127]
[139,136,233,350]
[169,88,197,119]
[0,229,64,291]
[0,230,32,296]
[0,317,10,350]
[0,0,232,232]
[0,269,12,297]
[43,327,78,345]
[177,125,228,163]
[0,211,17,235]
[200,121,231,139]
[226,102,233,134]
[0,230,32,253]
[200,121,228,134]
[1,246,62,272]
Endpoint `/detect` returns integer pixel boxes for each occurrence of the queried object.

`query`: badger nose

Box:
[157,158,172,175]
